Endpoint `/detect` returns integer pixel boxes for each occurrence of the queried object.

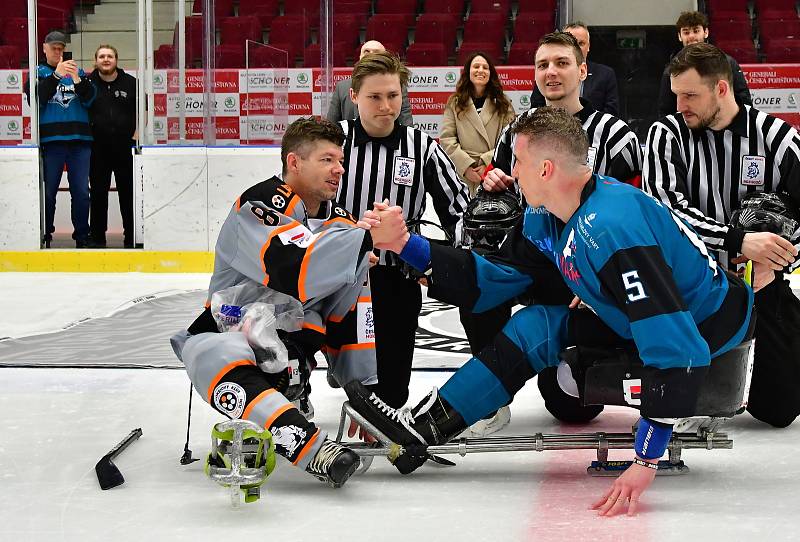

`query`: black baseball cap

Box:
[44,31,67,45]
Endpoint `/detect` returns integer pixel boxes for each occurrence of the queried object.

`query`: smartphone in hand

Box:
[62,51,72,61]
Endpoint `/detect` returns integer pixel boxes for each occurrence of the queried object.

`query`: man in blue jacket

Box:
[25,31,97,248]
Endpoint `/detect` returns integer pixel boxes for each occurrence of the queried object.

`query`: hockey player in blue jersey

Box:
[345,106,756,516]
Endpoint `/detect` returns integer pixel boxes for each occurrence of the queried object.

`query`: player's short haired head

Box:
[512,106,589,167]
[95,44,119,59]
[281,117,345,175]
[675,11,708,31]
[537,31,585,65]
[563,21,589,36]
[669,42,732,87]
[350,50,410,93]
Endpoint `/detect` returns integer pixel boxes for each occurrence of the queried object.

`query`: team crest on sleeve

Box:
[271,425,308,457]
[213,382,246,418]
[741,155,765,186]
[393,156,415,186]
[271,194,287,208]
[334,206,348,217]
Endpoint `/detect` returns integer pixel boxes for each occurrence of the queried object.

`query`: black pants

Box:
[90,139,134,245]
[747,277,800,428]
[369,265,422,408]
[459,303,512,356]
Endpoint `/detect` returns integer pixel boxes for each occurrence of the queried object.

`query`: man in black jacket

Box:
[656,11,752,117]
[88,44,137,248]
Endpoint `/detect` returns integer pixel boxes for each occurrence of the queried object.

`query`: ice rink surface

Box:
[2,273,800,541]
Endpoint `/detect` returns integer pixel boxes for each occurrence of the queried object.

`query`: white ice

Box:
[1,273,799,541]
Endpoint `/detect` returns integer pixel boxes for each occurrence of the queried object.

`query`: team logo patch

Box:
[558,228,582,283]
[741,155,765,186]
[622,378,641,406]
[334,206,347,217]
[213,382,247,418]
[393,156,415,186]
[357,301,375,343]
[271,425,308,458]
[272,194,287,208]
[278,224,315,247]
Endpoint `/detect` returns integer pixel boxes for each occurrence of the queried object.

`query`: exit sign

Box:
[616,30,646,49]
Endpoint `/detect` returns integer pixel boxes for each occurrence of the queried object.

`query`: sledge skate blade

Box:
[587,459,690,477]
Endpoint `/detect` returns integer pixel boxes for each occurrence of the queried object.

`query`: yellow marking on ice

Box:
[0,251,214,272]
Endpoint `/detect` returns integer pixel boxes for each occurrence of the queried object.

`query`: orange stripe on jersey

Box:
[297,229,330,302]
[235,197,242,212]
[284,194,300,217]
[292,428,321,465]
[340,342,376,352]
[204,300,211,309]
[327,312,346,323]
[260,220,300,286]
[357,296,371,303]
[207,359,256,401]
[242,388,276,420]
[302,321,326,334]
[264,403,294,430]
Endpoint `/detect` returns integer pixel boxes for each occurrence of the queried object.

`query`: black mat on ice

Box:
[0,291,470,369]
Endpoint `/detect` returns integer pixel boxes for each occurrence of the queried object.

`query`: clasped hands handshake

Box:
[357,200,411,254]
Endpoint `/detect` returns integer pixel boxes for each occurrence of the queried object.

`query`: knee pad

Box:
[537,367,604,424]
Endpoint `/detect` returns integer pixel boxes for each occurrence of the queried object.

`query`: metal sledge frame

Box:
[334,402,734,476]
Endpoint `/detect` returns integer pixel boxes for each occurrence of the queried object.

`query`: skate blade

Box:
[587,460,690,477]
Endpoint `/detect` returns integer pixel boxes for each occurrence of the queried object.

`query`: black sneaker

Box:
[305,439,359,488]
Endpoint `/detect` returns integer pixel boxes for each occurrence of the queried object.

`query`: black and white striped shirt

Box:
[337,119,470,265]
[492,98,643,185]
[643,105,800,270]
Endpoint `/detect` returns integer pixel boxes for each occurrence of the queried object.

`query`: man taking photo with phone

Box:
[24,31,97,248]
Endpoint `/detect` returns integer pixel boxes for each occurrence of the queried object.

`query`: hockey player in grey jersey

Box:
[171,118,377,488]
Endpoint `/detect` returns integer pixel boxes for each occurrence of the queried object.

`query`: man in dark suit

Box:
[656,11,751,117]
[326,40,413,126]
[529,22,619,115]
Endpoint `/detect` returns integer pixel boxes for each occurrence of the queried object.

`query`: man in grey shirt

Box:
[326,40,413,125]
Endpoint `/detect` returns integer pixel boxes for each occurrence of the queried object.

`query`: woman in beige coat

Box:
[440,52,516,196]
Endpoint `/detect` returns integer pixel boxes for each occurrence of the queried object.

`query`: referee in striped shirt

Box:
[463,32,644,430]
[336,51,470,408]
[487,32,642,190]
[644,43,800,428]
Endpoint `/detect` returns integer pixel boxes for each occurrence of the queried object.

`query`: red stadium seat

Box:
[760,19,800,38]
[238,0,279,28]
[375,0,417,16]
[506,41,538,65]
[422,0,465,17]
[513,14,555,43]
[248,44,296,68]
[0,46,21,68]
[220,16,262,46]
[268,15,311,52]
[154,44,177,68]
[462,13,506,46]
[469,0,510,16]
[716,39,758,63]
[414,13,460,52]
[330,15,362,50]
[405,42,448,65]
[761,37,800,62]
[710,20,753,38]
[174,16,204,62]
[334,1,371,26]
[6,0,27,18]
[192,0,234,17]
[365,14,410,48]
[516,0,557,14]
[754,0,799,13]
[302,43,347,67]
[284,0,321,23]
[457,41,503,65]
[215,44,245,68]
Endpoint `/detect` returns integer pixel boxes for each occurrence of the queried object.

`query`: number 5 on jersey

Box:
[622,270,648,302]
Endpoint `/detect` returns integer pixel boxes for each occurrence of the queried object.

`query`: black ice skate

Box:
[305,439,359,488]
[343,382,467,474]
